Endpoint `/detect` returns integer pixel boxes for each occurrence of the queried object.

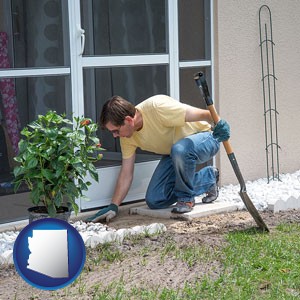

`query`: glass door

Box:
[78,0,213,210]
[78,0,168,209]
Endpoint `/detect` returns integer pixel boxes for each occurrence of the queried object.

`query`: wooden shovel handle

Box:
[207,104,234,155]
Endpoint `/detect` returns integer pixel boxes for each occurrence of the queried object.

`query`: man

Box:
[86,94,230,222]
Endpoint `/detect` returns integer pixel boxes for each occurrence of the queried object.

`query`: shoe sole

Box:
[202,193,218,204]
[171,202,195,214]
[171,207,193,214]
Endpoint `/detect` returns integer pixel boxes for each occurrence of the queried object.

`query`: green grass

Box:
[76,223,300,299]
[86,242,124,268]
[160,239,217,268]
[216,224,300,300]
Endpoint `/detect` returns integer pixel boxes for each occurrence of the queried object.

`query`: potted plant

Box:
[13,110,103,222]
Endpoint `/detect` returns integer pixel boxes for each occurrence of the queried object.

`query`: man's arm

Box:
[85,153,135,222]
[185,104,230,142]
[111,153,136,206]
[184,105,214,123]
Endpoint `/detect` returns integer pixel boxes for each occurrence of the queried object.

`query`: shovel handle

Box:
[194,72,233,155]
[194,72,269,232]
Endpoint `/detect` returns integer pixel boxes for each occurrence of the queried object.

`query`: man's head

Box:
[100,96,137,138]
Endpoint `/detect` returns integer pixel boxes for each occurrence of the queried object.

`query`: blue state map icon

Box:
[13,218,86,290]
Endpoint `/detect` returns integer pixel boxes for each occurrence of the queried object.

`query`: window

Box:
[81,0,166,55]
[80,0,212,165]
[178,0,211,61]
[4,0,69,68]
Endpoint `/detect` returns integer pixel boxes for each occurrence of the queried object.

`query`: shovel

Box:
[194,72,269,232]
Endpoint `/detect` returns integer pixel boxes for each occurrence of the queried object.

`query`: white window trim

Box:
[168,1,180,99]
[0,67,70,78]
[68,0,84,117]
[179,60,212,68]
[82,55,169,68]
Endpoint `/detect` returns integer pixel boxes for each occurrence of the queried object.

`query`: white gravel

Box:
[1,169,300,265]
[218,170,300,210]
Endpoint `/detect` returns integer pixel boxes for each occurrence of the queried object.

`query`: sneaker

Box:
[202,168,219,204]
[171,199,195,214]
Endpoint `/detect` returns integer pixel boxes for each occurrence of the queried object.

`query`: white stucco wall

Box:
[214,0,300,185]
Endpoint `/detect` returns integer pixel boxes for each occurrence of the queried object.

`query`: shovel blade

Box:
[239,191,269,232]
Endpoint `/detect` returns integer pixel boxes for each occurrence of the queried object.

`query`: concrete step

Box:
[130,201,239,221]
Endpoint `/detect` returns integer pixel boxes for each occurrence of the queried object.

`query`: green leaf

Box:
[72,164,86,176]
[65,181,79,196]
[87,162,97,173]
[71,202,79,215]
[30,188,42,205]
[54,191,63,207]
[89,136,100,144]
[41,169,55,182]
[58,155,67,162]
[46,147,55,156]
[45,128,59,139]
[27,157,38,169]
[89,169,99,182]
[28,120,43,130]
[18,139,28,153]
[55,165,64,178]
[13,181,22,193]
[13,166,25,177]
[80,195,90,202]
[13,155,23,163]
[78,182,88,191]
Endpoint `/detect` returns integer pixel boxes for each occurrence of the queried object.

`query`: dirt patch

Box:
[1,209,300,299]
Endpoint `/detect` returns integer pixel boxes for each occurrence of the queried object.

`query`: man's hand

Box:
[85,204,118,223]
[213,119,230,142]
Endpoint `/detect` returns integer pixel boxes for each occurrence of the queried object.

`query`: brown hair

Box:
[100,95,136,128]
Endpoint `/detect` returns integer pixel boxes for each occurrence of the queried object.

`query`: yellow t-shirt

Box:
[120,95,211,159]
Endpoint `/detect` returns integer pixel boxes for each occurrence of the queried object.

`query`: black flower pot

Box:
[28,206,71,223]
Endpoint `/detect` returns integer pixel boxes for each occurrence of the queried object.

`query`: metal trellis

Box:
[259,5,281,183]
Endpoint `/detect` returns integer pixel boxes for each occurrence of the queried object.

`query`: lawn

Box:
[1,210,300,299]
[81,222,300,300]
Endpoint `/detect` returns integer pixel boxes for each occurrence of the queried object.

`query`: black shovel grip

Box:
[194,72,213,106]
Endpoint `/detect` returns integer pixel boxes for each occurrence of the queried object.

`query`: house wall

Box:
[214,0,300,185]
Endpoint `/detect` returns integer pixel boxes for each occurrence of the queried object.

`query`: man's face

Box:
[106,117,134,138]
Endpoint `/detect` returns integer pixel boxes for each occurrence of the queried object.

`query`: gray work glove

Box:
[85,204,118,223]
[213,119,230,142]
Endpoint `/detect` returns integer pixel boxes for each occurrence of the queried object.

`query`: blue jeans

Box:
[145,132,220,209]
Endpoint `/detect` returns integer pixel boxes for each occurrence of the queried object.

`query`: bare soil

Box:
[1,209,300,300]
